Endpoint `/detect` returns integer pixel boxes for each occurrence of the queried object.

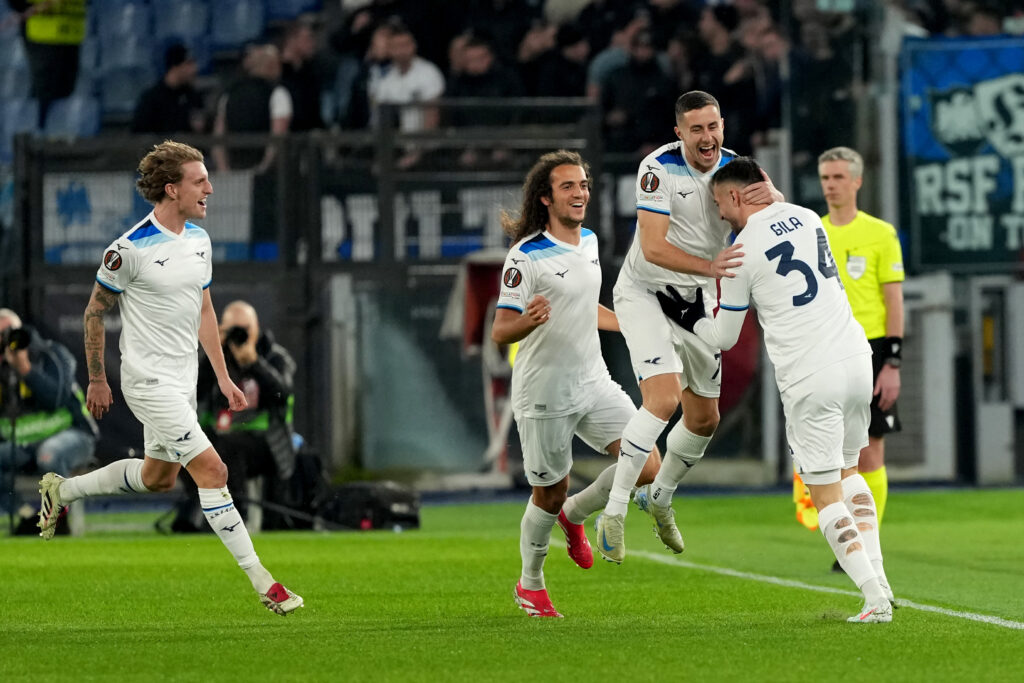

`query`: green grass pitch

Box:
[2,488,1022,682]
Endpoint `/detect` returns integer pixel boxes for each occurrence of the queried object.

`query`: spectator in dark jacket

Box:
[601,29,675,155]
[131,43,204,134]
[0,308,97,513]
[535,23,590,97]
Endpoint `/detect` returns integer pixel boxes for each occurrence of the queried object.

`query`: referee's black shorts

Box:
[868,337,902,437]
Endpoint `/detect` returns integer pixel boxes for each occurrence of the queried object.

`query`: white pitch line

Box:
[634,550,1024,631]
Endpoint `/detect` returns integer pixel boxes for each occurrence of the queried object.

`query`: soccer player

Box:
[661,156,893,622]
[491,150,660,618]
[597,90,782,563]
[37,141,303,616]
[797,147,903,545]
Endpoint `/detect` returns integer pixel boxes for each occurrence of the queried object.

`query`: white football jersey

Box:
[717,202,870,391]
[496,229,611,418]
[617,142,737,293]
[95,212,213,389]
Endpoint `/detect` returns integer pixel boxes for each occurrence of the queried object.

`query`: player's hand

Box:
[219,377,248,411]
[656,285,706,333]
[711,243,744,279]
[524,294,551,327]
[741,170,784,205]
[874,364,901,411]
[86,379,113,419]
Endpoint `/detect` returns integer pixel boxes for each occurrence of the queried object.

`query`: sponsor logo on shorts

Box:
[643,357,662,365]
[174,431,192,442]
[530,470,549,479]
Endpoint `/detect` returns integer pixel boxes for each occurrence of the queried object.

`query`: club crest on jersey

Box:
[846,255,867,280]
[503,267,522,287]
[640,172,660,193]
[103,250,122,271]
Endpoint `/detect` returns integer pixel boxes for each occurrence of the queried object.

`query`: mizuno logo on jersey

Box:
[196,251,206,258]
[116,242,128,251]
[643,357,662,365]
[155,258,169,266]
[591,259,599,265]
[511,257,524,264]
[678,191,694,198]
[555,269,568,278]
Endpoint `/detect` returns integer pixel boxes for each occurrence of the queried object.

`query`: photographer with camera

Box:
[0,308,97,519]
[173,300,297,531]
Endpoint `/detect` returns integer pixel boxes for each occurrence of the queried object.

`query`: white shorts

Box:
[516,376,635,487]
[612,279,721,397]
[122,384,212,466]
[782,354,872,485]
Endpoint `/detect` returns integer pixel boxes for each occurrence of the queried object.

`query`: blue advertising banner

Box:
[901,36,1024,272]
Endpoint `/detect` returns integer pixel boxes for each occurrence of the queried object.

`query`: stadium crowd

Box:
[1,0,1022,167]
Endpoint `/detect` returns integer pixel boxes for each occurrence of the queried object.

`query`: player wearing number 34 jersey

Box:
[661,157,893,624]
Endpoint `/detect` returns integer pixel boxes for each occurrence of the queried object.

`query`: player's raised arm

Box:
[491,294,551,345]
[83,282,119,419]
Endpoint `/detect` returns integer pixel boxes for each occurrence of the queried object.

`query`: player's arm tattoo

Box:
[83,283,119,381]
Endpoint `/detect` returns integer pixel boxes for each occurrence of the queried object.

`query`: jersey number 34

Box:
[764,227,841,307]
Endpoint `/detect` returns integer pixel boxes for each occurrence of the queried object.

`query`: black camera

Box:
[1,327,30,352]
[225,326,249,346]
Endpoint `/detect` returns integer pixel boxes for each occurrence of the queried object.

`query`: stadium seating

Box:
[0,59,31,102]
[153,0,210,42]
[94,0,152,40]
[100,66,156,116]
[211,0,266,49]
[100,34,154,72]
[0,98,40,163]
[265,0,323,21]
[44,96,102,139]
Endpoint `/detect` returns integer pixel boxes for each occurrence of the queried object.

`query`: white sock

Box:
[563,464,616,525]
[199,487,274,593]
[59,458,147,503]
[842,474,888,587]
[606,408,667,517]
[650,422,710,507]
[819,501,885,603]
[519,499,557,590]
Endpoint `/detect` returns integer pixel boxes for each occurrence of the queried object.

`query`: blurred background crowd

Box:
[1,0,1022,165]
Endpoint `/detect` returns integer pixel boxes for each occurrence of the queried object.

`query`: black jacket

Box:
[0,326,97,443]
[197,330,297,479]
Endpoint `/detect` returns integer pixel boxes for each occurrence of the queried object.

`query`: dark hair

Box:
[710,5,740,33]
[674,90,720,119]
[136,140,204,203]
[710,156,764,188]
[501,150,591,243]
[384,16,413,38]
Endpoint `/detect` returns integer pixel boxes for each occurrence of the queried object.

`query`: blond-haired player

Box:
[38,141,303,615]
